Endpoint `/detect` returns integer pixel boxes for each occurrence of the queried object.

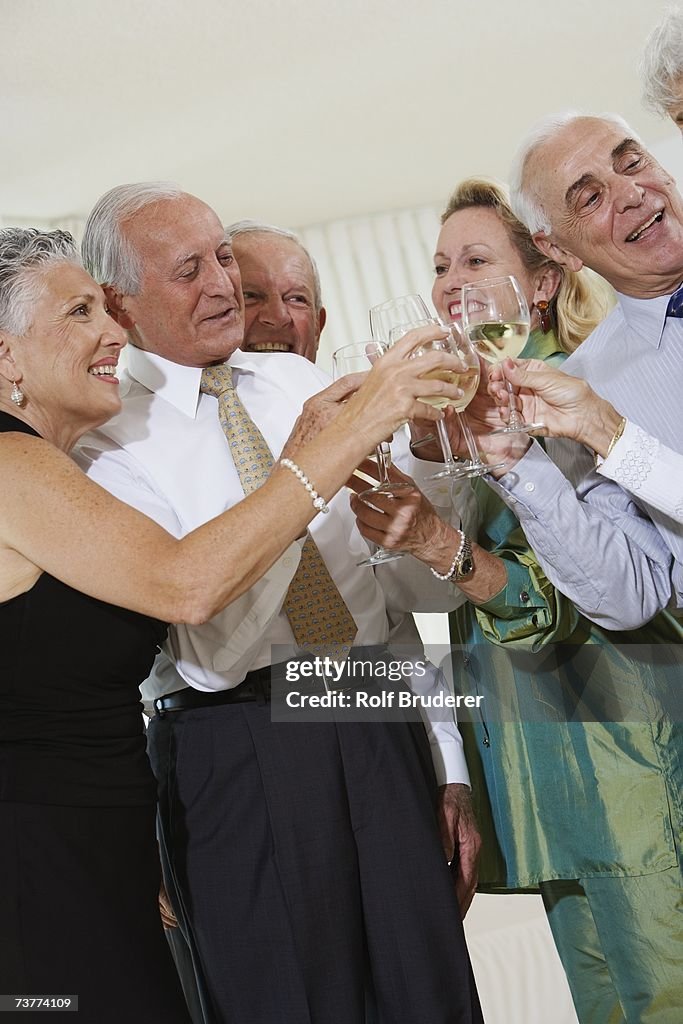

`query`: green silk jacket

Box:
[450,330,683,887]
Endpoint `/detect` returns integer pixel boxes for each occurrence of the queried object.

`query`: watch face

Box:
[459,555,474,577]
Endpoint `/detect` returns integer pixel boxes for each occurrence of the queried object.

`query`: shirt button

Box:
[520,591,530,603]
[524,482,535,492]
[283,556,293,568]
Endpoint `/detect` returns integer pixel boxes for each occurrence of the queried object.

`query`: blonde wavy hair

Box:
[441,178,614,353]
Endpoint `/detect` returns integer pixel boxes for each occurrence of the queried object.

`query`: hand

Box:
[438,783,481,918]
[159,881,178,929]
[488,358,623,455]
[348,462,457,570]
[281,374,372,459]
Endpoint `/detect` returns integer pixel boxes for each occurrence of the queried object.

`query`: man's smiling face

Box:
[525,116,683,298]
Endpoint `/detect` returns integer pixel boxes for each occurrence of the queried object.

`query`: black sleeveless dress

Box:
[0,411,190,1022]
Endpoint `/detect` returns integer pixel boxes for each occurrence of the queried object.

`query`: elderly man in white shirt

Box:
[76,182,483,1024]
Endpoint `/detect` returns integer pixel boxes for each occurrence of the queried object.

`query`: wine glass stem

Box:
[457,411,486,469]
[376,444,391,486]
[505,378,523,429]
[436,419,459,472]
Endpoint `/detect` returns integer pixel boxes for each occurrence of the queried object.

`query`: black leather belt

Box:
[153,663,281,716]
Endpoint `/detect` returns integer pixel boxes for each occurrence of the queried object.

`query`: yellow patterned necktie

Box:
[200,364,357,657]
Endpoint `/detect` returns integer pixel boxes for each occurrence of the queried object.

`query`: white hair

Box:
[640,6,683,115]
[81,181,184,294]
[0,228,81,336]
[226,218,323,311]
[509,111,638,236]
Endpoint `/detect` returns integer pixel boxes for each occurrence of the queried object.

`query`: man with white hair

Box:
[228,219,326,361]
[77,182,483,1024]
[468,111,683,1024]
[641,5,683,134]
[501,112,683,623]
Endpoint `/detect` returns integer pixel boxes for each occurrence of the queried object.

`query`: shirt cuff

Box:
[486,439,568,521]
[476,557,548,621]
[429,734,471,787]
[597,419,655,479]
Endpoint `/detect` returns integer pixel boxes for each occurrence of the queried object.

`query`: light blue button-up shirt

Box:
[488,292,683,630]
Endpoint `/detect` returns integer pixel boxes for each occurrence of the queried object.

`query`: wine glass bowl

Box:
[405,333,480,414]
[389,319,498,479]
[460,274,544,435]
[369,294,432,343]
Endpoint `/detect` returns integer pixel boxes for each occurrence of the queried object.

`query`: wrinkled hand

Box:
[159,881,178,929]
[282,325,469,461]
[348,462,456,568]
[281,374,371,460]
[488,358,622,454]
[439,783,481,918]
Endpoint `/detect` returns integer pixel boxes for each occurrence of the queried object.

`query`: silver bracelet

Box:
[430,531,466,580]
[279,458,330,514]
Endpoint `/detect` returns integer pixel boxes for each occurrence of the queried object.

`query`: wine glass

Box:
[332,341,408,567]
[389,321,505,479]
[460,275,544,435]
[369,294,432,344]
[372,293,498,477]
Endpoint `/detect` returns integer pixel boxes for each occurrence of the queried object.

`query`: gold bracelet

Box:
[605,416,627,459]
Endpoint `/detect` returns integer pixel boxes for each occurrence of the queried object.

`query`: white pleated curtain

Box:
[297,203,443,373]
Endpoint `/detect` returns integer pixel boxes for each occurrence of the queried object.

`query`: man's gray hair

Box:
[509,111,637,237]
[0,228,80,336]
[82,182,184,294]
[226,219,323,311]
[640,6,683,115]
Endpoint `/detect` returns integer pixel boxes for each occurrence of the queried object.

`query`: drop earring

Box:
[10,379,24,406]
[535,300,552,334]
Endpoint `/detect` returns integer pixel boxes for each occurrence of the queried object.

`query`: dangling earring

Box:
[10,379,24,406]
[535,300,552,334]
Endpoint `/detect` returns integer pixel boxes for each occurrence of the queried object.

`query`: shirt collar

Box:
[126,345,263,419]
[616,290,673,350]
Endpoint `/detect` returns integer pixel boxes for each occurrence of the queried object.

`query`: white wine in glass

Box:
[461,274,544,435]
[371,295,468,478]
[390,321,502,479]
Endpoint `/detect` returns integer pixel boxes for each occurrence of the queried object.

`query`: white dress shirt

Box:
[76,346,469,785]
[487,292,683,630]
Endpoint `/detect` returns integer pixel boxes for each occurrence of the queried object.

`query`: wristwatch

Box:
[450,534,474,581]
[430,531,475,582]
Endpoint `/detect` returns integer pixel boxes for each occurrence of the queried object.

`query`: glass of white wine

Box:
[370,295,464,475]
[389,321,502,479]
[460,274,544,435]
[332,340,408,567]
